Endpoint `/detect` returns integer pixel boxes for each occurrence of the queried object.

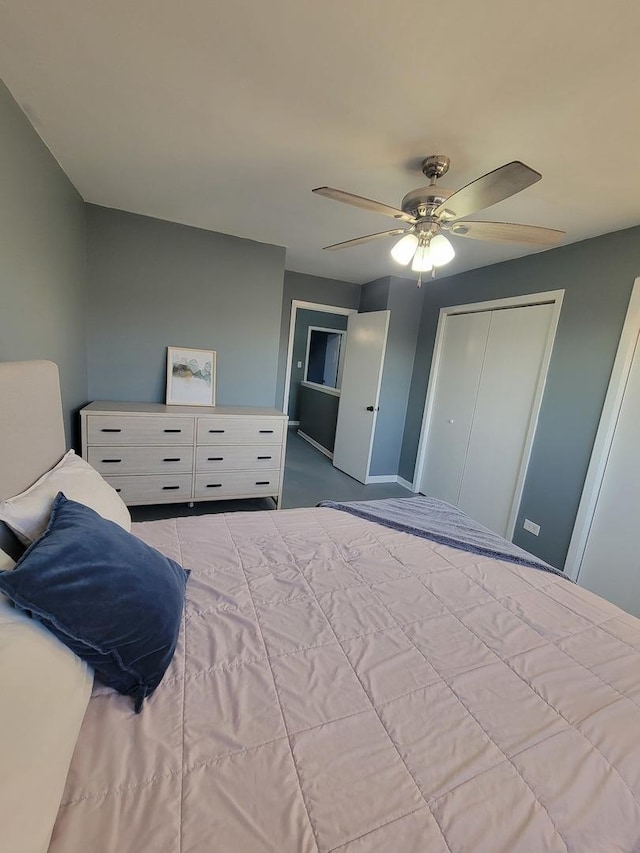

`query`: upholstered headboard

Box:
[0,360,66,502]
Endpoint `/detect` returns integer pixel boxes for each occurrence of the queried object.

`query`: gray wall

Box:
[0,80,87,445]
[86,205,286,407]
[287,309,348,420]
[298,385,340,452]
[400,227,640,568]
[359,277,391,313]
[358,277,423,477]
[276,270,361,410]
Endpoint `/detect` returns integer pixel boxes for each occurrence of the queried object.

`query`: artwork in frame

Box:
[166,347,216,406]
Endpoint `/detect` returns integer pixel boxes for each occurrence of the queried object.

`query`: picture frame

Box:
[166,347,216,407]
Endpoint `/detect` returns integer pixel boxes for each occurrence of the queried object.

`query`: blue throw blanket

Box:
[319,496,565,577]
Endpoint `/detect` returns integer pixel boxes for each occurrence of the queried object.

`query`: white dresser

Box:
[80,401,288,507]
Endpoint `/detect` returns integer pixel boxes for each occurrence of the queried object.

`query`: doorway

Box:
[282,301,357,457]
[413,291,563,538]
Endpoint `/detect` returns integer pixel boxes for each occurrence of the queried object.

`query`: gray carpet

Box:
[131,429,410,521]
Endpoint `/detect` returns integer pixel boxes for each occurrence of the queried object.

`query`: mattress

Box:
[49,507,640,852]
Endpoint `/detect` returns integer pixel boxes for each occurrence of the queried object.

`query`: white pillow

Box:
[0,548,93,853]
[0,547,14,571]
[0,450,131,545]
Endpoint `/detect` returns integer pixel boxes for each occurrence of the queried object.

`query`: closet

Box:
[568,279,640,616]
[418,299,558,537]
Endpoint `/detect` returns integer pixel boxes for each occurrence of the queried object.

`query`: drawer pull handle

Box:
[101,428,122,433]
[207,456,224,461]
[162,485,181,490]
[164,429,182,433]
[255,481,271,486]
[208,429,225,434]
[115,488,122,493]
[259,430,274,434]
[206,483,223,488]
[257,456,272,460]
[163,457,181,462]
[101,458,122,463]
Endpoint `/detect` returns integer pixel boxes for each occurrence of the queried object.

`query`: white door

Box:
[419,311,491,503]
[458,303,554,535]
[333,311,390,483]
[419,302,555,537]
[576,329,640,616]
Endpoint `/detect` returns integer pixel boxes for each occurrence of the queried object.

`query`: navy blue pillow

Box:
[0,493,188,712]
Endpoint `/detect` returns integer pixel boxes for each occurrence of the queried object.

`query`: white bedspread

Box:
[49,508,640,852]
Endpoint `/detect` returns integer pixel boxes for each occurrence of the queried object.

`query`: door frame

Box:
[411,289,564,539]
[565,277,640,580]
[282,300,357,419]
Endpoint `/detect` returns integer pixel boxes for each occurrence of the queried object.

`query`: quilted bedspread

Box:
[49,507,640,852]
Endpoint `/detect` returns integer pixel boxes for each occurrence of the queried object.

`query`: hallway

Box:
[281,429,410,508]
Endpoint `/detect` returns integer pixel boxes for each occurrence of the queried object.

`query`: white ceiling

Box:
[2,0,640,284]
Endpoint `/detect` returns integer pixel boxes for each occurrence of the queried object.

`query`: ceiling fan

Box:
[313,156,565,279]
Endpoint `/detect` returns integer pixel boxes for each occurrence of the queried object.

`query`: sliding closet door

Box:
[457,303,554,536]
[419,311,490,503]
[576,331,640,616]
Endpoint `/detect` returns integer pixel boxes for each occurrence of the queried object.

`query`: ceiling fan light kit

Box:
[313,154,565,283]
[390,233,419,264]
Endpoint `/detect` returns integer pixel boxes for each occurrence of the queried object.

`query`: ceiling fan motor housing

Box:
[401,185,453,219]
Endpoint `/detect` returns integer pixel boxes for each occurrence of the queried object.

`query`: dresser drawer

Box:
[103,474,193,504]
[197,417,284,445]
[195,444,281,472]
[88,446,193,475]
[194,470,280,498]
[87,415,194,446]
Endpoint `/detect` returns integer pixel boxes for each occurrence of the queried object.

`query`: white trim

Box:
[565,277,640,579]
[411,290,564,540]
[288,420,300,427]
[360,474,415,490]
[397,476,418,492]
[282,300,357,416]
[301,380,341,398]
[297,429,333,459]
[304,325,346,390]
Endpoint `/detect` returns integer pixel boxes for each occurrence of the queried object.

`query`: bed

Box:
[2,361,640,852]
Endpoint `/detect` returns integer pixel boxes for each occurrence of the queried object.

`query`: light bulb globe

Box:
[411,245,433,272]
[390,233,418,265]
[429,234,455,267]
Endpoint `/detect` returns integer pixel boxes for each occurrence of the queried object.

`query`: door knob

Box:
[366,405,379,412]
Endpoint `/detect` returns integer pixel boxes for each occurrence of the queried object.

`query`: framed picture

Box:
[166,347,216,406]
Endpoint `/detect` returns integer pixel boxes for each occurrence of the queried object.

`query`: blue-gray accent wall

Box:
[86,205,286,407]
[276,271,361,410]
[298,385,341,452]
[287,309,349,420]
[0,80,87,445]
[400,228,640,569]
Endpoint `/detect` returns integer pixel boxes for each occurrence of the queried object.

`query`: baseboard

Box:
[297,430,333,459]
[397,476,418,492]
[364,474,418,491]
[288,420,300,427]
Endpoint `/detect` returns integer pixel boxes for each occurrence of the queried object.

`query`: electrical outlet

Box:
[523,518,540,536]
[297,361,303,369]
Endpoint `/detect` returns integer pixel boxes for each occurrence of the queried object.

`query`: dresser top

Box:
[82,401,287,418]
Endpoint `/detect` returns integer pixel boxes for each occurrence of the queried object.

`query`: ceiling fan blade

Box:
[448,220,565,246]
[313,187,415,223]
[433,161,542,221]
[323,229,407,251]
